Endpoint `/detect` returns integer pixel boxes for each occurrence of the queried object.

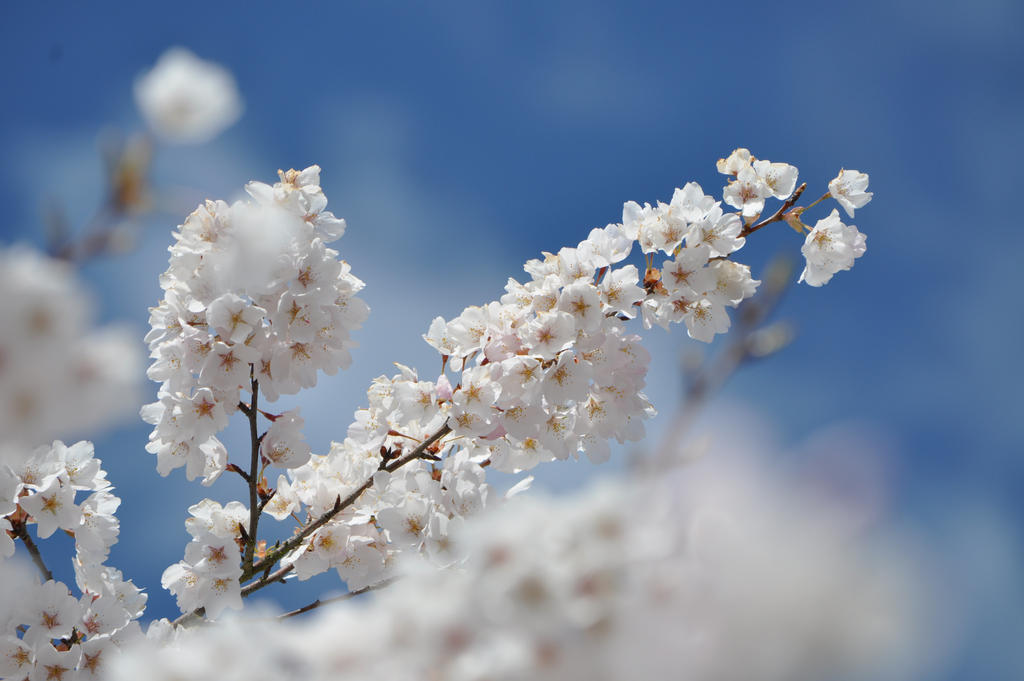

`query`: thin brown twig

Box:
[225,463,251,484]
[277,577,398,619]
[241,564,293,597]
[51,199,119,262]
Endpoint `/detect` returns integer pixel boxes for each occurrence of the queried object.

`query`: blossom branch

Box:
[240,564,293,598]
[176,423,452,625]
[277,578,398,619]
[243,373,262,572]
[12,520,55,583]
[240,422,452,583]
[739,182,807,238]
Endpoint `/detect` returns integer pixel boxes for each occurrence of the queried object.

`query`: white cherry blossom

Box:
[19,474,81,539]
[0,248,140,461]
[261,409,312,469]
[828,168,873,217]
[799,209,867,286]
[717,147,754,175]
[723,164,772,218]
[753,159,799,200]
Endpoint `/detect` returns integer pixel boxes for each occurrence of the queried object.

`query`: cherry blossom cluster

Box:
[0,441,146,680]
[114,457,921,681]
[161,499,247,619]
[415,149,842,476]
[797,166,871,286]
[0,247,140,462]
[146,152,874,621]
[717,148,870,288]
[273,375,488,587]
[142,165,368,484]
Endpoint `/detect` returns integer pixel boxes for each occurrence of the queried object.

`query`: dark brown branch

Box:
[14,523,54,582]
[225,463,251,484]
[243,372,261,572]
[739,182,807,238]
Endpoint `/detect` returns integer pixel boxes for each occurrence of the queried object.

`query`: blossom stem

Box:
[803,191,831,211]
[739,182,807,238]
[239,422,452,583]
[171,607,206,628]
[240,564,293,597]
[51,198,119,262]
[243,371,261,572]
[277,578,398,619]
[225,463,251,484]
[13,522,54,583]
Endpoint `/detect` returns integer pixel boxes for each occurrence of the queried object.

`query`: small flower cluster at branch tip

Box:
[142,165,367,485]
[0,247,141,460]
[161,500,247,619]
[134,47,243,145]
[143,150,874,621]
[112,459,922,681]
[828,168,874,218]
[1,441,147,680]
[715,149,870,287]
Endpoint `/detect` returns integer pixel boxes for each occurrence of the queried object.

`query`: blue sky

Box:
[2,2,1022,677]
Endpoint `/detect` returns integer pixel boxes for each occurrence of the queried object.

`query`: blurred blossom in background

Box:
[0,248,140,459]
[134,47,243,146]
[134,48,243,145]
[110,442,934,681]
[0,2,1021,679]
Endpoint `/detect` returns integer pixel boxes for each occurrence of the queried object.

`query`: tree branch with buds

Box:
[240,423,452,584]
[242,373,262,572]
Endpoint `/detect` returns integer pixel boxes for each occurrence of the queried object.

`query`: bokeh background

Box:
[1,2,1021,678]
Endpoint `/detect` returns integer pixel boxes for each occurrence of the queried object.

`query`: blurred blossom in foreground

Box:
[134,47,243,144]
[0,247,141,465]
[115,438,929,681]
